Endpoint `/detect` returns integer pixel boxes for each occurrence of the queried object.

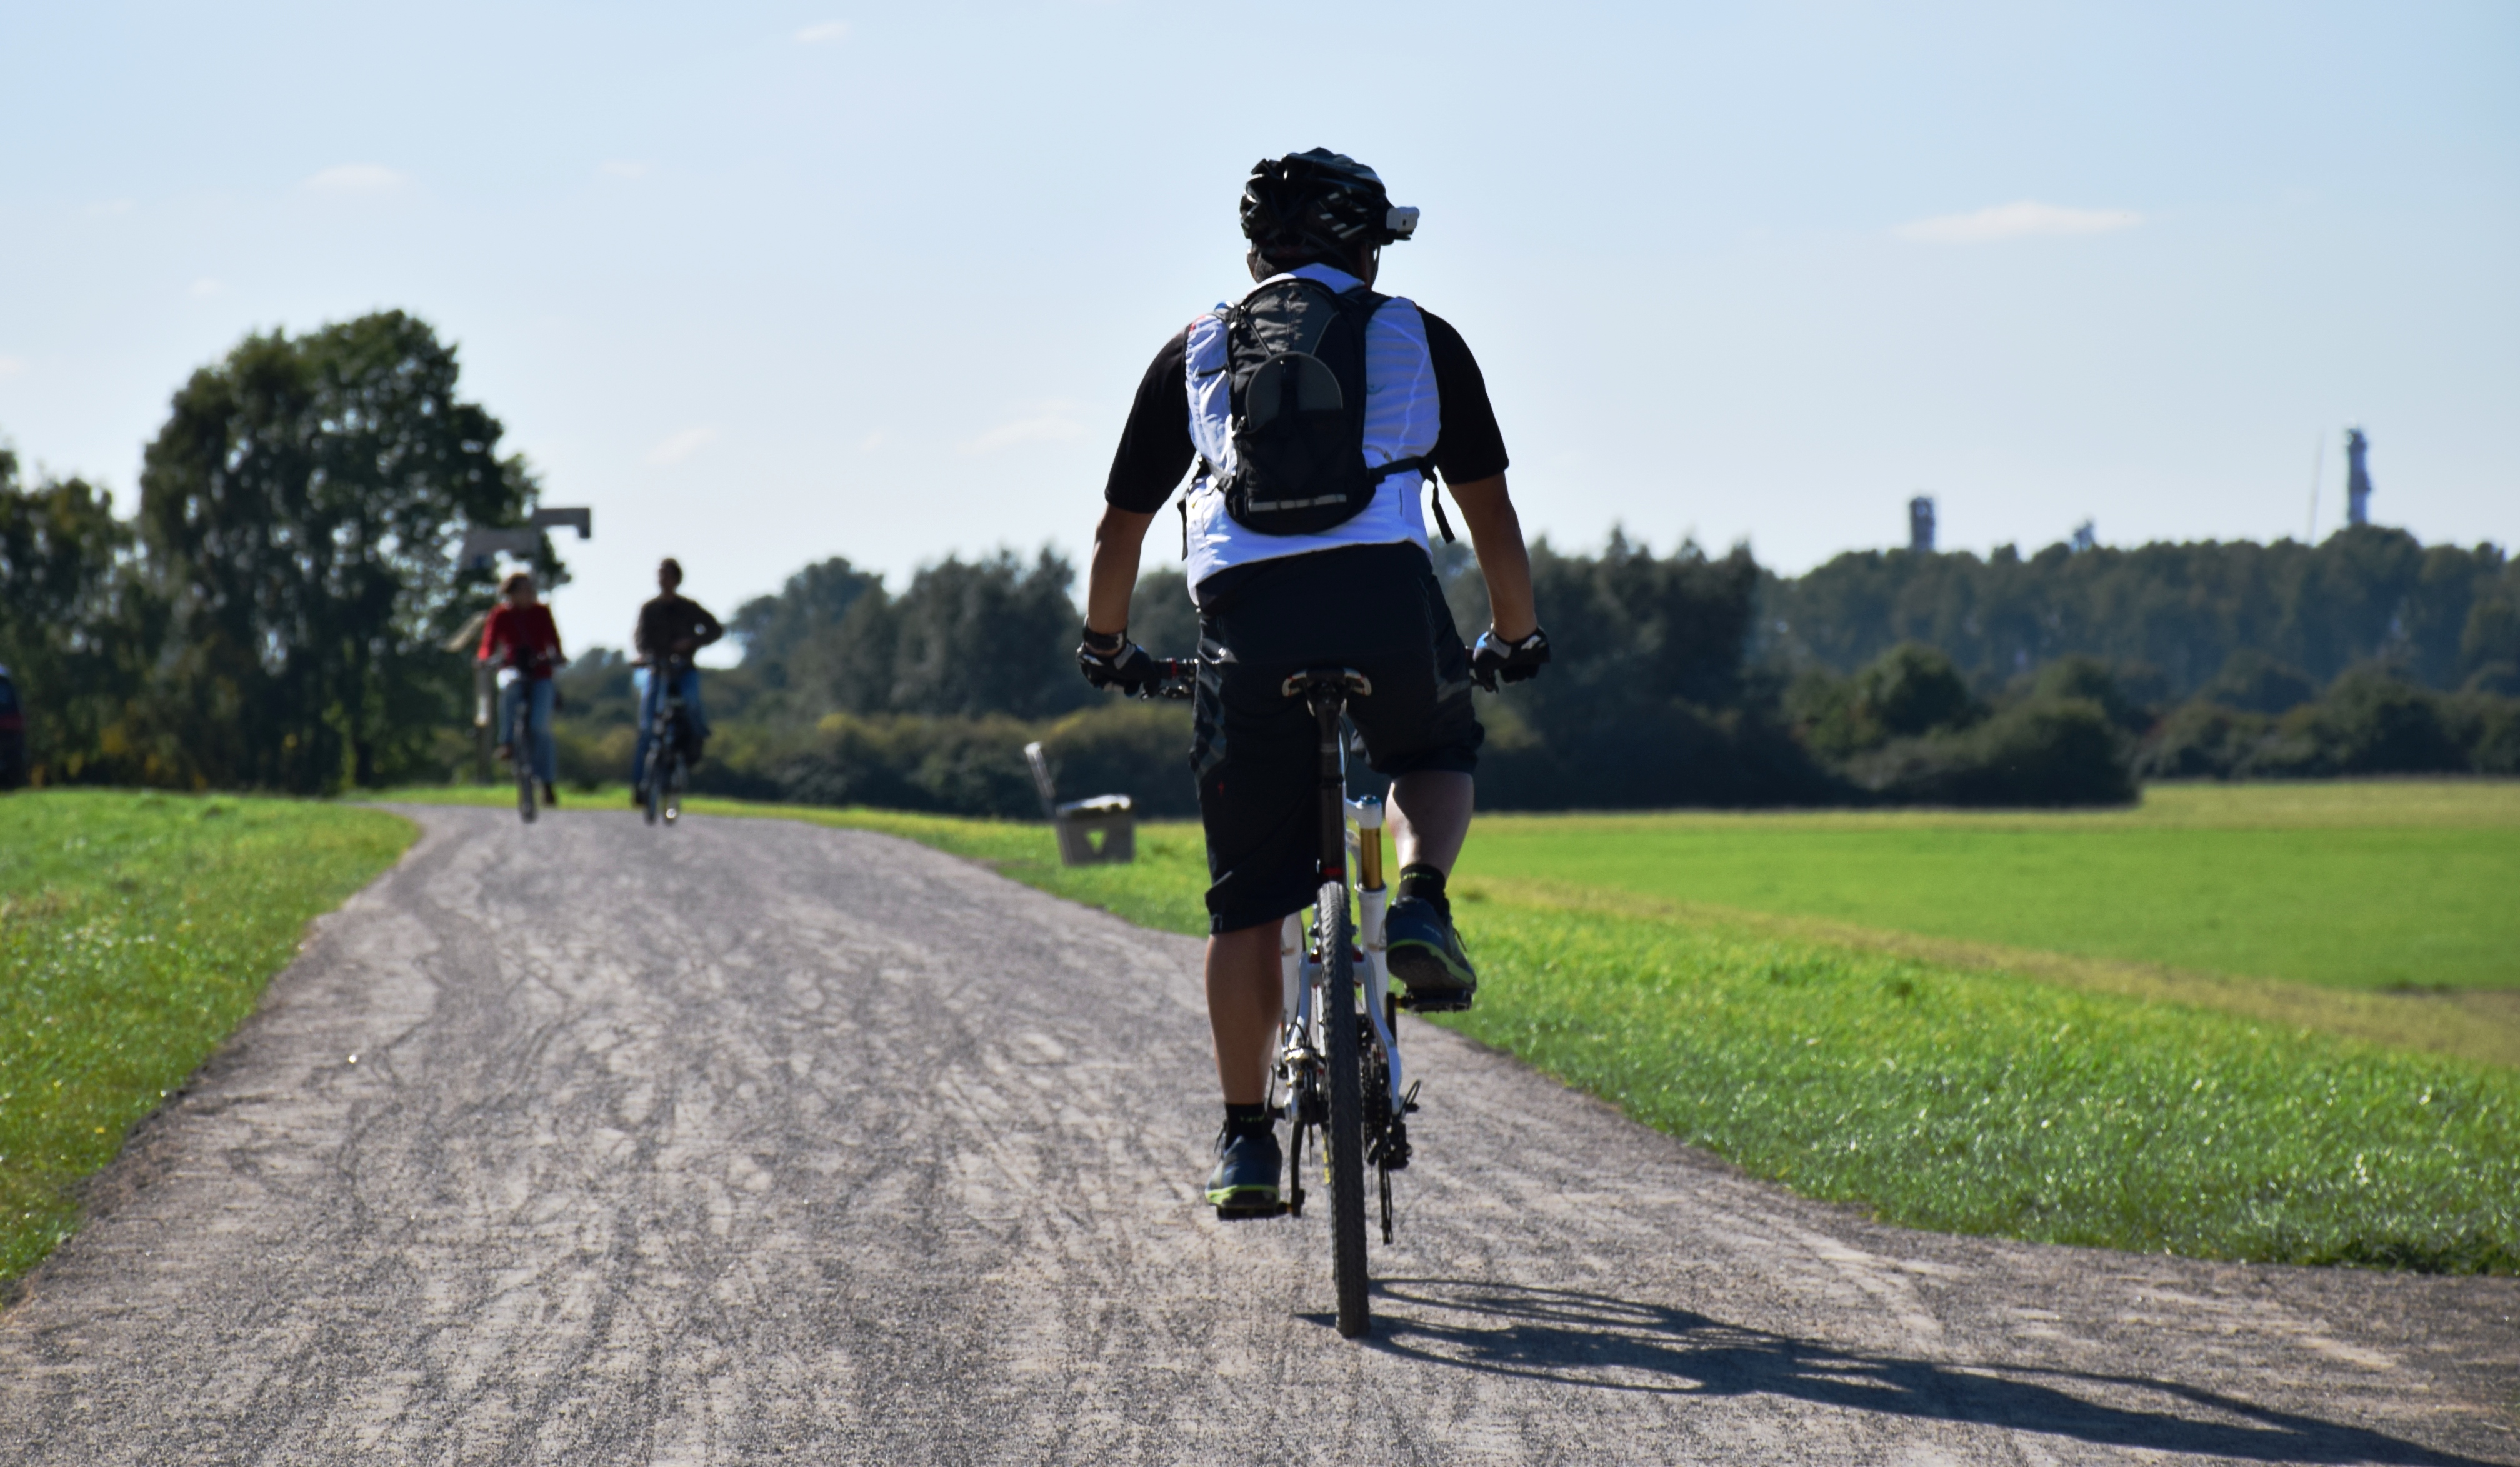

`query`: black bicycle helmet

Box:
[1240,148,1419,264]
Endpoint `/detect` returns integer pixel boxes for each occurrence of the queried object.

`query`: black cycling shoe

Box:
[630,784,648,809]
[1385,894,1478,1011]
[1205,1125,1283,1218]
[541,783,559,808]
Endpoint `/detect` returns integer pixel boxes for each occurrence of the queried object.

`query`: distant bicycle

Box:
[496,648,564,824]
[641,654,696,828]
[1146,657,1418,1339]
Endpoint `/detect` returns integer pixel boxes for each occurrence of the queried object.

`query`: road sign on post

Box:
[456,507,594,573]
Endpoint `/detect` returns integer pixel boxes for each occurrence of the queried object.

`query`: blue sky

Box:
[2,1,2514,653]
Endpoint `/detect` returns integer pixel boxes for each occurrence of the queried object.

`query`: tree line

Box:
[632,522,2516,814]
[9,309,2515,807]
[1762,529,2519,701]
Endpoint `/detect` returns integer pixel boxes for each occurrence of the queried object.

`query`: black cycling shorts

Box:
[1190,543,1482,934]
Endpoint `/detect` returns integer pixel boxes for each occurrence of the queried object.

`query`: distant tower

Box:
[2071,519,2096,553]
[2344,428,2374,526]
[1908,496,1936,554]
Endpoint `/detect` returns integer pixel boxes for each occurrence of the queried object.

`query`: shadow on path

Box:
[1338,1279,2499,1465]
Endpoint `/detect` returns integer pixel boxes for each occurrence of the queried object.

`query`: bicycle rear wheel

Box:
[1318,878,1369,1338]
[663,717,685,825]
[514,702,537,824]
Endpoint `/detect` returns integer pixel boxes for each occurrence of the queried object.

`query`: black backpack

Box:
[1210,277,1436,538]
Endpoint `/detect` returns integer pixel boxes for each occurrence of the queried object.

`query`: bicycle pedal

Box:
[1212,1200,1289,1222]
[1395,993,1474,1014]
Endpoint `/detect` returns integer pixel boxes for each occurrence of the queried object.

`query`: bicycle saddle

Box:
[1281,666,1372,699]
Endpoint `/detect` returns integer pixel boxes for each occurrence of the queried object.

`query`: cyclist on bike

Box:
[1078,149,1549,1213]
[631,557,723,805]
[479,569,568,808]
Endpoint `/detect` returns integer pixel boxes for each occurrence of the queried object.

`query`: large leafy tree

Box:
[885,549,1086,718]
[737,548,1089,720]
[138,311,548,791]
[731,555,886,691]
[0,449,160,784]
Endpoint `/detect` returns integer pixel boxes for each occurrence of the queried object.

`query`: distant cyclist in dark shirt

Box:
[632,557,723,804]
[479,569,568,808]
[1079,149,1549,1214]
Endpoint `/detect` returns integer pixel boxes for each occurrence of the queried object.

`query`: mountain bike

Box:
[641,655,694,828]
[1147,658,1416,1340]
[495,652,561,824]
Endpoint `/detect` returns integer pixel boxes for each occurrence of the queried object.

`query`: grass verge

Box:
[376,788,2519,1272]
[1444,893,2516,1271]
[1,791,414,1283]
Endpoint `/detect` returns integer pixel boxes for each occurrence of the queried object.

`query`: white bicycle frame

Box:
[1272,794,1407,1124]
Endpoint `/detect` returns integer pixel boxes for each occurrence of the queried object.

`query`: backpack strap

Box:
[1337,284,1454,543]
[1180,459,1212,559]
[1372,458,1454,544]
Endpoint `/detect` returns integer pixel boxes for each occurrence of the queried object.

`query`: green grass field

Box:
[0,791,414,1282]
[1455,783,2520,993]
[381,781,2518,1273]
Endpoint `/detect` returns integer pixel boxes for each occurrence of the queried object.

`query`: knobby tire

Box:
[1319,878,1370,1338]
[514,696,537,824]
[643,706,669,827]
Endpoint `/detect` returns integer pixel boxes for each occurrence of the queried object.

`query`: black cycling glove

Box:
[1077,626,1159,694]
[1470,626,1551,691]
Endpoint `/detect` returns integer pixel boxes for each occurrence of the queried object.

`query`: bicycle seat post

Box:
[1282,668,1372,885]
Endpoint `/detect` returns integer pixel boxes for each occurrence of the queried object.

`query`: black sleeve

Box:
[1419,309,1509,484]
[1103,328,1197,513]
[692,601,724,647]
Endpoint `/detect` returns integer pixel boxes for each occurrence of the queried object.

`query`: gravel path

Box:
[2,804,2513,1464]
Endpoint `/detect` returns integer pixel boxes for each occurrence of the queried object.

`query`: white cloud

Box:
[961,405,1084,455]
[302,163,411,195]
[189,277,226,298]
[1893,200,2141,244]
[0,356,26,378]
[647,426,719,465]
[599,160,648,179]
[794,19,850,43]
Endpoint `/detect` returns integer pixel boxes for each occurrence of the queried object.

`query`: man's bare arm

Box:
[1084,504,1156,637]
[1444,473,1537,641]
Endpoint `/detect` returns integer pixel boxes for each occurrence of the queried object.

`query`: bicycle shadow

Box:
[1318,1279,2500,1466]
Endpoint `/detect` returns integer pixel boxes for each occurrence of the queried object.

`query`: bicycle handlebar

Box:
[1129,649,1504,703]
[486,646,565,673]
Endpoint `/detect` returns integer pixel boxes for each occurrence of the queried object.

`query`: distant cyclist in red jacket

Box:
[478,570,569,806]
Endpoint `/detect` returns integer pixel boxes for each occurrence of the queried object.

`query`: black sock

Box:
[1224,1103,1273,1136]
[1398,864,1450,916]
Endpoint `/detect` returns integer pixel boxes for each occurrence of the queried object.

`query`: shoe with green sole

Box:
[1385,894,1478,1011]
[1205,1125,1283,1218]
